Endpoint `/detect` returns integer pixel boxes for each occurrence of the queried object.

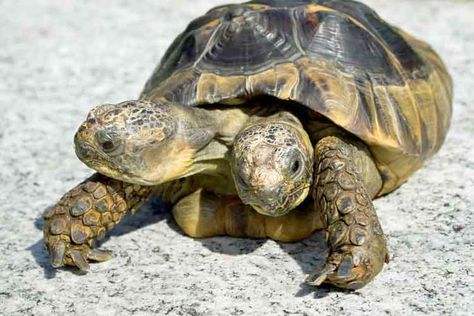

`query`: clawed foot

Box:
[308,136,390,289]
[43,174,152,272]
[47,237,112,271]
[306,246,389,290]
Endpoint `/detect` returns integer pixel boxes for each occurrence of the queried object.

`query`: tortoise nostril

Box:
[77,124,87,133]
[75,142,90,159]
[74,133,91,159]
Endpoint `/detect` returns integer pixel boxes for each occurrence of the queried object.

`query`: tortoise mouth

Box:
[242,184,311,217]
[79,157,156,186]
[250,203,291,217]
[75,137,148,185]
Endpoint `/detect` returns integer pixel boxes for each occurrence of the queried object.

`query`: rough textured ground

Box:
[0,0,473,315]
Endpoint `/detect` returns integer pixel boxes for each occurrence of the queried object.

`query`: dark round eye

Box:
[101,140,115,152]
[236,172,248,187]
[291,159,301,174]
[96,130,121,154]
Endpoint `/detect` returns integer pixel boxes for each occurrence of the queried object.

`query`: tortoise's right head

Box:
[230,112,314,217]
[75,100,215,185]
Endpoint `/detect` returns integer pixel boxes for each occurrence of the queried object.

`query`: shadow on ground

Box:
[31,196,339,298]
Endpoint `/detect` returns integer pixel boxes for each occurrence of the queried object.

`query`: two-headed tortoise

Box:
[43,0,452,289]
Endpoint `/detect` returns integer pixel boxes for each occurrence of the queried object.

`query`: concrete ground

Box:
[0,0,473,315]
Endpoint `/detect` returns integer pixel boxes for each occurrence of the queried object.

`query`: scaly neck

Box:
[171,105,254,178]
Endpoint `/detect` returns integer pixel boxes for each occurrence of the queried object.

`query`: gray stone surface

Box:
[0,0,473,315]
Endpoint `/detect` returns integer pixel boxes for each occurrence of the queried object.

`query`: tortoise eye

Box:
[287,150,304,177]
[291,160,301,174]
[96,130,122,155]
[101,140,115,152]
[235,172,249,187]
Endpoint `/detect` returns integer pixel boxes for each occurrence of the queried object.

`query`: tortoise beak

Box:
[251,203,290,217]
[241,187,290,217]
[75,132,89,161]
[74,125,95,162]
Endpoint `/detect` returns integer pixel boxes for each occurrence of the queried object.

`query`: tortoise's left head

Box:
[74,100,216,185]
[230,112,314,217]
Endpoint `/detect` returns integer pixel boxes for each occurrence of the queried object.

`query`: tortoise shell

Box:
[140,0,453,195]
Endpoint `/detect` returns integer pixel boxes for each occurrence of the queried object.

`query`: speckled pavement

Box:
[0,1,473,315]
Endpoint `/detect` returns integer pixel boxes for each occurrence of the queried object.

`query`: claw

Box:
[70,249,90,271]
[50,241,66,268]
[305,264,336,286]
[87,249,113,262]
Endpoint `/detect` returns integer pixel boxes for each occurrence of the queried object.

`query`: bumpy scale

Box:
[306,136,389,289]
[43,173,152,271]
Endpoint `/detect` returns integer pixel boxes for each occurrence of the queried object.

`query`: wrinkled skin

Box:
[74,99,251,186]
[230,112,314,217]
[75,100,181,185]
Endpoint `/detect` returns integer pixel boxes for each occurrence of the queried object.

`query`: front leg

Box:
[43,173,152,271]
[306,136,389,289]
